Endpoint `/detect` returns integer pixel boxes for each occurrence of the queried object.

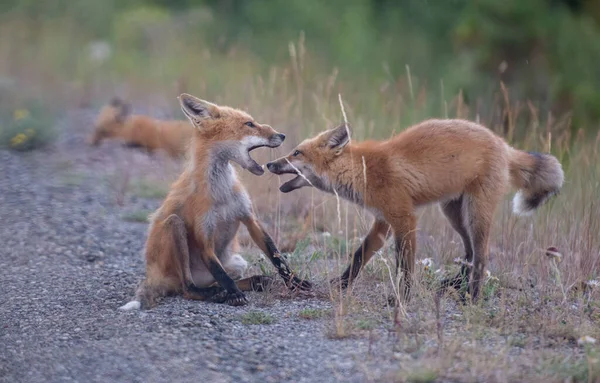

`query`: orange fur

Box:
[121,94,310,310]
[90,98,193,158]
[267,119,563,302]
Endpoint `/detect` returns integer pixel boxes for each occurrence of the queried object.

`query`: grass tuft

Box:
[131,178,169,200]
[121,209,152,223]
[240,311,276,325]
[298,308,330,320]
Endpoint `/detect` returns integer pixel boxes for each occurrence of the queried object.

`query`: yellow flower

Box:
[10,133,28,147]
[25,128,35,136]
[13,109,30,121]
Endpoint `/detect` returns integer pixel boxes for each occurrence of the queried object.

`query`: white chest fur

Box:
[198,162,252,238]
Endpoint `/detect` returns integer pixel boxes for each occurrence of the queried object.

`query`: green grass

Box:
[354,318,376,331]
[240,311,276,325]
[405,369,438,383]
[121,209,152,223]
[0,104,57,152]
[298,308,329,320]
[131,178,169,200]
[59,172,87,187]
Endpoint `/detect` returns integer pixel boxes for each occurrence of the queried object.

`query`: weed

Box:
[405,368,438,383]
[240,311,276,325]
[0,104,57,151]
[131,178,169,199]
[121,209,152,223]
[298,308,329,320]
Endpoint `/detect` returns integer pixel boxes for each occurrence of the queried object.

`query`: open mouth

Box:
[245,146,265,176]
[280,175,304,193]
[245,138,284,176]
[245,143,280,176]
[270,167,306,193]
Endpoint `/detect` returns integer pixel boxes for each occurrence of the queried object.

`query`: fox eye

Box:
[245,121,256,128]
[293,150,302,157]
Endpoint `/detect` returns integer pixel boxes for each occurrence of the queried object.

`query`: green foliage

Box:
[240,311,276,325]
[406,368,438,383]
[0,101,57,152]
[2,0,600,129]
[298,308,330,320]
[131,178,169,199]
[121,209,152,223]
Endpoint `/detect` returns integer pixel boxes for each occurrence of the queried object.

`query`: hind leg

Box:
[463,188,501,302]
[439,195,473,295]
[165,214,227,302]
[333,220,391,289]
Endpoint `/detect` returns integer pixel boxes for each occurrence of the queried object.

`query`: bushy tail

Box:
[508,148,564,215]
[118,279,162,311]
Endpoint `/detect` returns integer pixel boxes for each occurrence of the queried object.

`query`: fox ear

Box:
[326,124,351,153]
[178,93,220,125]
[115,101,131,123]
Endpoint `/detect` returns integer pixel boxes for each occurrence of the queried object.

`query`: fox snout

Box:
[269,133,286,147]
[266,159,292,174]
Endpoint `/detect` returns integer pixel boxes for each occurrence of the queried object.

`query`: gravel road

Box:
[0,111,402,383]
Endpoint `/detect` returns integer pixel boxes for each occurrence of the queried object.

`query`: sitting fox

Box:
[267,119,563,301]
[90,98,194,158]
[120,94,310,310]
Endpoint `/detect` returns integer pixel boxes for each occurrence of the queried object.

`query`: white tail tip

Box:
[119,300,141,311]
[512,191,534,216]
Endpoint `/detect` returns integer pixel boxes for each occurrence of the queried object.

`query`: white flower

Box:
[417,258,433,270]
[485,269,499,282]
[586,280,600,288]
[321,232,331,238]
[578,336,597,346]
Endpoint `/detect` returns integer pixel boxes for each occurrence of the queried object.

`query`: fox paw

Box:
[225,291,248,306]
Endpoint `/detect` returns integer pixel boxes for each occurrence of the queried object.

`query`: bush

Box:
[0,104,56,152]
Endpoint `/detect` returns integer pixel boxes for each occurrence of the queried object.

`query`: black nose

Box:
[277,133,286,142]
[266,162,276,172]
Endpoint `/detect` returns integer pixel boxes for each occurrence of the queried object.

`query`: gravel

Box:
[0,111,401,383]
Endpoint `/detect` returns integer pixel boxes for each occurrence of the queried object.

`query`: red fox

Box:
[267,119,563,301]
[119,94,311,310]
[90,98,194,158]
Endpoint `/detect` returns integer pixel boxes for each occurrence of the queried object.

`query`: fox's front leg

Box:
[333,220,391,289]
[389,213,417,303]
[241,216,312,291]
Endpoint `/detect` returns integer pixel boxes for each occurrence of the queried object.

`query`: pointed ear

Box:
[326,124,351,153]
[178,93,220,125]
[115,101,131,123]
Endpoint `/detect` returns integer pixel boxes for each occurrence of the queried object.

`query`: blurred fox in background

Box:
[89,98,193,158]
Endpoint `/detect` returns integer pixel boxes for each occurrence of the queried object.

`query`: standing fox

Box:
[267,119,563,301]
[120,94,310,310]
[90,98,194,158]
